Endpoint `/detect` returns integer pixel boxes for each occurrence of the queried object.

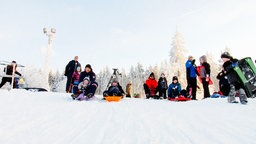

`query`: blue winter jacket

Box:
[168,82,181,98]
[186,60,197,78]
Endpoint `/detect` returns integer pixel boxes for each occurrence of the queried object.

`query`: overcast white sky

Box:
[0,0,255,73]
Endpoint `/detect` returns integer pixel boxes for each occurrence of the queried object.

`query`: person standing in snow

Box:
[198,55,211,99]
[0,61,22,88]
[64,56,81,93]
[185,56,198,100]
[143,72,159,99]
[221,52,248,104]
[158,73,168,99]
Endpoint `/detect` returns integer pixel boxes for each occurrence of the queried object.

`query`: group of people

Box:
[64,56,98,100]
[63,52,251,104]
[142,54,212,100]
[142,52,249,104]
[0,52,251,104]
[143,72,183,99]
[185,52,248,104]
[65,56,131,100]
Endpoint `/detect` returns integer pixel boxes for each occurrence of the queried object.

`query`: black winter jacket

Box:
[79,71,96,83]
[65,60,81,77]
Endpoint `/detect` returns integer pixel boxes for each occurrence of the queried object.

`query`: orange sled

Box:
[105,96,122,102]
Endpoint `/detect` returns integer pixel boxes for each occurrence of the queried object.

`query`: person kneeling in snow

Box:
[103,79,125,98]
[72,77,98,100]
[168,76,182,99]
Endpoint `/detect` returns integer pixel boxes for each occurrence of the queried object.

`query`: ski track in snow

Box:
[0,89,256,144]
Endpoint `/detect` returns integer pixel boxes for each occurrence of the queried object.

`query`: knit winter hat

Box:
[83,77,90,82]
[149,72,155,78]
[112,78,118,83]
[172,76,178,81]
[221,52,231,59]
[76,66,81,71]
[85,64,92,69]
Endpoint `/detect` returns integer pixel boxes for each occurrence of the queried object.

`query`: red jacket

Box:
[72,71,80,84]
[145,78,158,94]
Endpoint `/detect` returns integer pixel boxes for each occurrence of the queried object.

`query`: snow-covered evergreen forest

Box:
[0,31,233,98]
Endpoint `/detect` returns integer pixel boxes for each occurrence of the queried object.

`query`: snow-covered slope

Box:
[0,89,255,144]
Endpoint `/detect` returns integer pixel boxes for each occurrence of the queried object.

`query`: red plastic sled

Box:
[169,96,191,102]
[196,66,213,85]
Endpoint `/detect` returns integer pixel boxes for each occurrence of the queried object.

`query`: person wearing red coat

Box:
[144,72,159,99]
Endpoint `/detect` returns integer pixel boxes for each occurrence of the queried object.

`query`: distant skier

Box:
[158,73,168,99]
[73,77,98,100]
[0,61,22,88]
[64,56,81,93]
[168,76,181,99]
[221,52,248,104]
[144,72,159,99]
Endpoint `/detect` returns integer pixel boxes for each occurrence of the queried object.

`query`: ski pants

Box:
[66,75,72,93]
[228,84,247,103]
[0,77,16,88]
[202,78,210,98]
[186,77,197,100]
[159,89,167,99]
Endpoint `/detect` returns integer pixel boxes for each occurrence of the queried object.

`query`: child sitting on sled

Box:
[71,77,98,100]
[168,76,182,99]
[103,79,125,98]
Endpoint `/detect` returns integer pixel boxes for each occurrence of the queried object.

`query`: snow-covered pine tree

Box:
[96,66,111,95]
[22,66,50,90]
[205,52,219,93]
[169,29,188,88]
[50,70,66,92]
[160,60,171,83]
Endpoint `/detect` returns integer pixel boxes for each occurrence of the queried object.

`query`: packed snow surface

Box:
[0,89,255,144]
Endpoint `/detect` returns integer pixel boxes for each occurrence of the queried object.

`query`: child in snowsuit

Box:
[72,77,98,100]
[71,66,81,94]
[103,80,125,98]
[168,76,182,99]
[221,52,248,104]
[144,72,158,99]
[216,68,230,96]
[0,61,22,88]
[158,73,168,99]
